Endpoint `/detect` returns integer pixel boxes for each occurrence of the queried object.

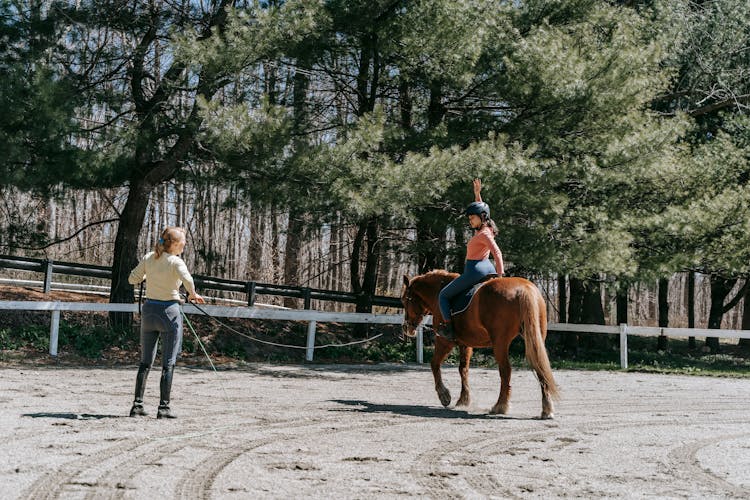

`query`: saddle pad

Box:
[450,280,489,316]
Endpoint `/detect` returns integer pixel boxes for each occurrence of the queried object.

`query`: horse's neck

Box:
[423,295,441,317]
[418,279,443,318]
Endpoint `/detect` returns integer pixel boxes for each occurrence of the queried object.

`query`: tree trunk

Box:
[569,276,605,324]
[687,272,696,349]
[399,79,412,130]
[740,284,750,350]
[283,53,312,308]
[109,179,153,326]
[283,211,304,308]
[451,221,466,274]
[616,282,628,325]
[271,208,282,283]
[106,0,232,321]
[248,205,265,281]
[558,274,567,323]
[415,210,445,273]
[567,276,606,353]
[657,277,669,351]
[428,81,445,127]
[350,217,380,315]
[707,275,737,353]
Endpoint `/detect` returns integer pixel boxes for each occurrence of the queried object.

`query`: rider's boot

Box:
[157,365,177,419]
[129,363,150,417]
[436,319,456,341]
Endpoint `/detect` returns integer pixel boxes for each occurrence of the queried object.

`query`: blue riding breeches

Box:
[438,259,497,320]
[140,299,183,368]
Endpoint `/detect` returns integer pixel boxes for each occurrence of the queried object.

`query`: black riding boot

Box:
[129,363,150,417]
[157,365,177,419]
[436,320,456,341]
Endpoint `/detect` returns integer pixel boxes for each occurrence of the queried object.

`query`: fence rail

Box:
[0,300,413,362]
[0,255,403,309]
[2,300,749,367]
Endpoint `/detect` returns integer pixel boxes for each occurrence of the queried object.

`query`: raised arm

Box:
[473,178,483,203]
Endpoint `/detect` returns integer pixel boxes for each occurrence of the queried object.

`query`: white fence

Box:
[0,301,413,362]
[1,301,749,367]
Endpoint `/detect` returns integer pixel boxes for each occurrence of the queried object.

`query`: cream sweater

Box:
[128,251,197,301]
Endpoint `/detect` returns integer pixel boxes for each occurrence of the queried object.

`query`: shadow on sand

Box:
[22,412,123,420]
[329,399,537,420]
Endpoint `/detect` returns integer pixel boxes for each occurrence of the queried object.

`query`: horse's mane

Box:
[411,270,457,294]
[422,269,454,279]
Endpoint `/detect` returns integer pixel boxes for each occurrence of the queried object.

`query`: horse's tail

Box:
[518,283,560,401]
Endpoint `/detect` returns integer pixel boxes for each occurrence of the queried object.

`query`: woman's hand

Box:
[473,178,482,202]
[188,292,206,304]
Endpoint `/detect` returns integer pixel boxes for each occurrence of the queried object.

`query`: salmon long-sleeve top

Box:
[128,251,197,301]
[466,227,505,275]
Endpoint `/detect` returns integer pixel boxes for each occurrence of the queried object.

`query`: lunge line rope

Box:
[183,298,385,351]
[181,310,231,402]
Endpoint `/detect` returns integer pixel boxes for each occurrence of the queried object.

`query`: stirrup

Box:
[436,321,456,341]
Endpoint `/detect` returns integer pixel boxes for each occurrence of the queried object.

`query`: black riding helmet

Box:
[465,201,490,219]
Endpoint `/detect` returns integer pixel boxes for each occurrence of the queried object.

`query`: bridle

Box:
[402,287,427,332]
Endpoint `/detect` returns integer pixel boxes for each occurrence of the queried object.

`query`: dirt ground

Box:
[1,363,748,499]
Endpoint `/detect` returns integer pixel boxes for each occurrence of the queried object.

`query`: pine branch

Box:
[2,218,120,251]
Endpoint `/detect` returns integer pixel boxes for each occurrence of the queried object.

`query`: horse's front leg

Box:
[455,346,473,407]
[431,337,455,407]
[490,341,512,415]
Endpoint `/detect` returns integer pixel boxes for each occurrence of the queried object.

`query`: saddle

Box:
[449,273,499,317]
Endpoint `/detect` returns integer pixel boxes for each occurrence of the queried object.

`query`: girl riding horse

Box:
[436,179,505,340]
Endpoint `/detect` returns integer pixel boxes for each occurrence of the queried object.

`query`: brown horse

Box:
[401,271,559,419]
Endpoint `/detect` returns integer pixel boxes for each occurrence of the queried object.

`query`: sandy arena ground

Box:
[1,363,749,499]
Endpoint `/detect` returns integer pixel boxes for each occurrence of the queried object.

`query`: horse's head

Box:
[401,275,429,337]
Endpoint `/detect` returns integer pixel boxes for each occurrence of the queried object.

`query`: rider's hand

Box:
[188,293,206,304]
[473,178,482,201]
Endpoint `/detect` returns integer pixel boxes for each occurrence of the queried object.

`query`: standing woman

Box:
[127,227,205,419]
[437,179,505,340]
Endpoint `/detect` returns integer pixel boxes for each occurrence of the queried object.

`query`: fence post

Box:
[246,281,256,307]
[306,320,317,362]
[43,259,54,293]
[619,323,628,369]
[416,324,424,364]
[49,310,60,356]
[303,288,312,310]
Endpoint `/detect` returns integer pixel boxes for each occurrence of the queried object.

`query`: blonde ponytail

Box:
[154,227,186,258]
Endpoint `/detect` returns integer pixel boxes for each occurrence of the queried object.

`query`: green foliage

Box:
[0,326,48,350]
[291,0,695,280]
[652,0,750,120]
[64,324,132,359]
[0,322,135,358]
[632,115,750,278]
[3,0,750,302]
[0,2,84,192]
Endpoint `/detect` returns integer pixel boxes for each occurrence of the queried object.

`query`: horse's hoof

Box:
[490,403,509,415]
[437,388,451,407]
[455,396,470,407]
[540,412,554,420]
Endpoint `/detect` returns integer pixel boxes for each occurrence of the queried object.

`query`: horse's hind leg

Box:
[539,379,554,419]
[456,346,473,407]
[490,340,512,415]
[431,337,455,407]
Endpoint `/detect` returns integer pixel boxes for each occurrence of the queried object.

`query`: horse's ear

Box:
[403,275,410,287]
